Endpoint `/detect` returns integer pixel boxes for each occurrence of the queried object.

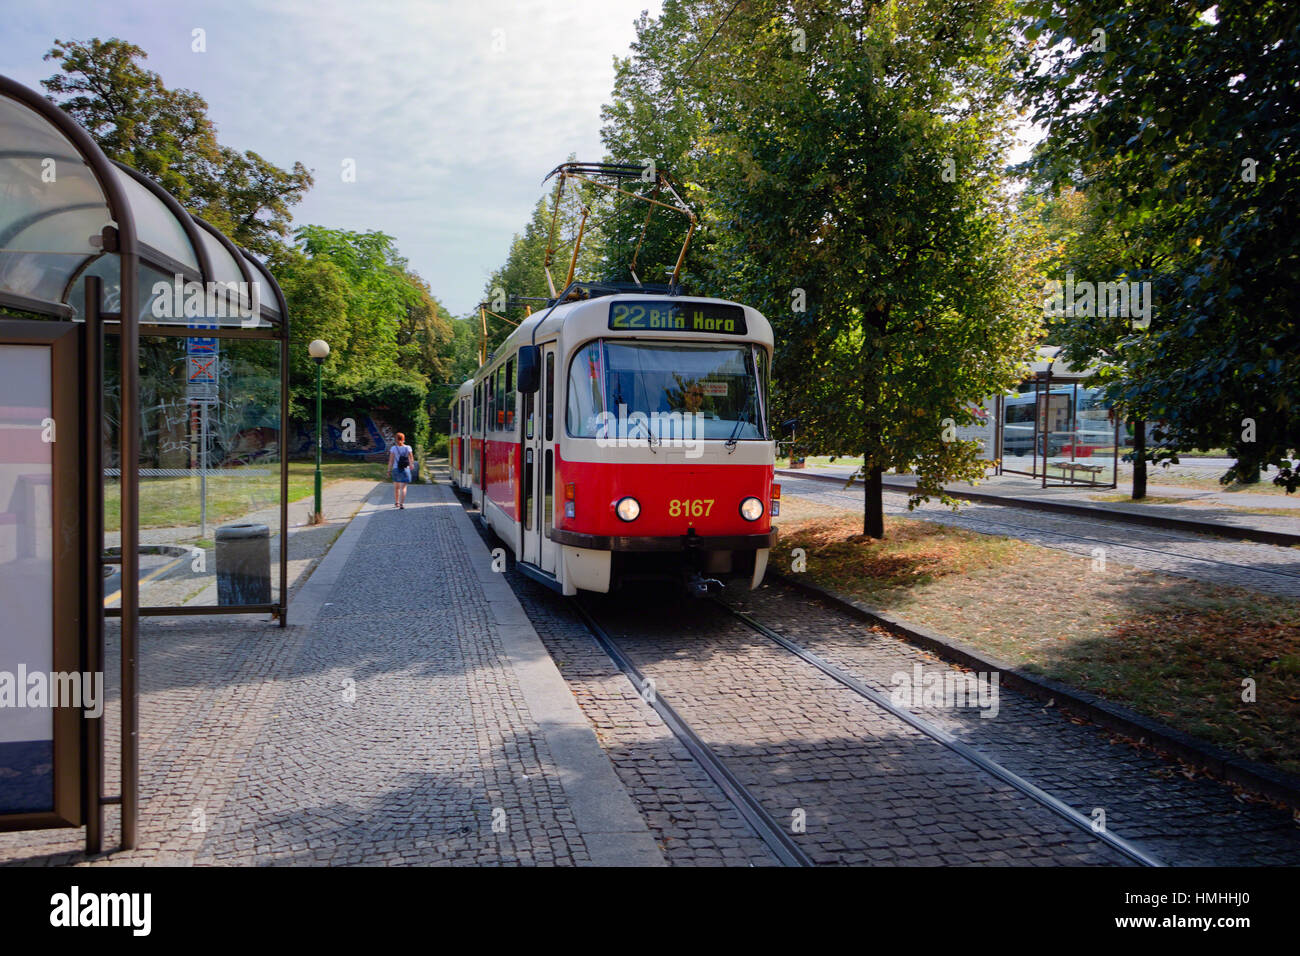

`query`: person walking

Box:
[388,431,414,508]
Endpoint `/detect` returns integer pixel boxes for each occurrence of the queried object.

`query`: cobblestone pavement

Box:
[0,483,597,866]
[463,498,779,866]
[779,475,1300,599]
[726,581,1300,866]
[465,482,1299,866]
[583,590,1133,867]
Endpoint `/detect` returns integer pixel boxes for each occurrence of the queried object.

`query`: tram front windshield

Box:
[567,340,767,440]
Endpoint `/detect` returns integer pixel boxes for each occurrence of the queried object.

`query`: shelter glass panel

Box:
[0,343,54,813]
[0,95,113,310]
[103,334,282,609]
[109,166,198,274]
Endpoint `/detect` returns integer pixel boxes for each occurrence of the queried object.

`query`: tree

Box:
[601,0,1043,537]
[43,38,220,202]
[273,226,456,434]
[198,146,313,256]
[43,37,312,256]
[266,244,352,421]
[396,272,454,387]
[1020,177,1169,498]
[1019,1,1300,491]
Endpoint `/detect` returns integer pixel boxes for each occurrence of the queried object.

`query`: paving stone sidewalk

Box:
[0,480,661,866]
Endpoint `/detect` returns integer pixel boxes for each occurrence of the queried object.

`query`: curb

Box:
[769,570,1300,811]
[776,469,1300,548]
[442,480,666,867]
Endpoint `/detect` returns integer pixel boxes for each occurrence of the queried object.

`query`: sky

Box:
[1,0,662,316]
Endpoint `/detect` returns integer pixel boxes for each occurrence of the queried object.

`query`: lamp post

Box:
[308,339,330,521]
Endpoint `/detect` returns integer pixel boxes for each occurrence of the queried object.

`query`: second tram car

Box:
[451,284,778,596]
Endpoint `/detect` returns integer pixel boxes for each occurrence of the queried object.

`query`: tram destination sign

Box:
[608,301,748,335]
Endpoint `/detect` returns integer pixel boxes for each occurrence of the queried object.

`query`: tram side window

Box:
[545,352,555,443]
[754,347,770,438]
[1006,402,1034,424]
[506,358,515,430]
[495,367,505,430]
[487,373,496,433]
[473,384,480,432]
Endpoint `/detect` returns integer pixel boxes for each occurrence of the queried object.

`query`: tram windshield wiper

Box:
[725,379,752,452]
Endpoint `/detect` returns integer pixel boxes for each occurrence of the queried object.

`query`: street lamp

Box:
[308,339,330,522]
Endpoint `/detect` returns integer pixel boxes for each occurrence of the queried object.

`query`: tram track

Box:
[458,484,1161,866]
[711,599,1163,866]
[571,598,813,867]
[576,593,1163,867]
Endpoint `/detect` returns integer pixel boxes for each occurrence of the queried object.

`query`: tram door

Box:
[521,344,558,577]
[460,395,469,480]
[537,345,558,576]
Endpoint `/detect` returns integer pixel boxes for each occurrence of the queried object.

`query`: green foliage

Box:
[1019,1,1300,490]
[598,0,1042,535]
[273,226,456,435]
[322,375,430,454]
[43,37,312,255]
[446,318,483,383]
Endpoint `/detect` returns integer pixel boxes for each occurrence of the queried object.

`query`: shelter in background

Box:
[968,347,1123,489]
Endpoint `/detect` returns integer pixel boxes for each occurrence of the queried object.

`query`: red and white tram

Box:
[450,284,778,596]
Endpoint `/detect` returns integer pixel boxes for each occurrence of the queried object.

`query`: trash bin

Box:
[215,523,271,606]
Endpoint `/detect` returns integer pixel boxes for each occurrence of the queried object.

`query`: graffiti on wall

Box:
[287,414,397,461]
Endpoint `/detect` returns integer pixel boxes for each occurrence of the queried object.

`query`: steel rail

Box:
[571,599,814,867]
[714,600,1165,868]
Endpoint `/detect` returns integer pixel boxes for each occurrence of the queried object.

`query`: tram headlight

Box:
[739,496,764,521]
[615,496,641,522]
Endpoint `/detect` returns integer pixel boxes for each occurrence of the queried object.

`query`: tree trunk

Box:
[863,464,884,538]
[862,299,888,538]
[1131,418,1147,500]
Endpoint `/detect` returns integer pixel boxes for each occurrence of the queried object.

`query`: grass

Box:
[773,494,1300,775]
[105,459,389,532]
[797,456,865,469]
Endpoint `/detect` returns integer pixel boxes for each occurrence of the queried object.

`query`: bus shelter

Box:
[995,347,1120,489]
[0,75,289,852]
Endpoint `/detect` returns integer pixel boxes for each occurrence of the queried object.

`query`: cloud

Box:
[3,0,662,315]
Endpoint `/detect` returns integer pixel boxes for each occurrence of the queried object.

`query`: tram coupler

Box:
[684,571,724,598]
